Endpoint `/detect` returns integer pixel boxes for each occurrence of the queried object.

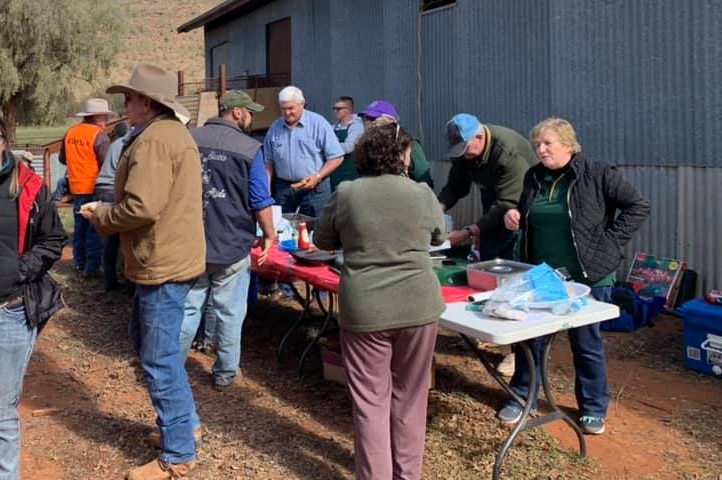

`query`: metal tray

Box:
[466,258,534,291]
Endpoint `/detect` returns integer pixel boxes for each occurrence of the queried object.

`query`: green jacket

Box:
[314,175,445,332]
[438,124,537,256]
[409,139,434,188]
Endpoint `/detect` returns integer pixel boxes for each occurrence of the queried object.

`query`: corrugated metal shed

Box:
[195,0,722,293]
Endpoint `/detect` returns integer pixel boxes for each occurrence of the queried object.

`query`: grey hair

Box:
[279,86,305,104]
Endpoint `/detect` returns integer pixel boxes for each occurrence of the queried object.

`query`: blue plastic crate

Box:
[601,285,665,332]
[678,298,722,376]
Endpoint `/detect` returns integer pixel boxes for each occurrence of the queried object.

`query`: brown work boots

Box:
[126,458,195,480]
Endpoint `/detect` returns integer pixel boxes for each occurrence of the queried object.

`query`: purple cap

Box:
[361,100,399,120]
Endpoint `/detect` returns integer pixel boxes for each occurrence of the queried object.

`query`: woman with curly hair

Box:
[314,123,446,480]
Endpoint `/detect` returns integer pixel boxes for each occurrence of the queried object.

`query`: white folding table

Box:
[440,300,620,480]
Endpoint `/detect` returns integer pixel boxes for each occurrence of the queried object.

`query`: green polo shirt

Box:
[529,168,614,287]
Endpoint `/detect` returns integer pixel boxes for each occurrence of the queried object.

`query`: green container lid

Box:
[432,258,470,286]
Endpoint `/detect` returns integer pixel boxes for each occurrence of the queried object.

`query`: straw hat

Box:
[106,64,190,119]
[76,98,115,117]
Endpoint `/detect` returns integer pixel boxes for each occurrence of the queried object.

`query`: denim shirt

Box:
[263,109,344,181]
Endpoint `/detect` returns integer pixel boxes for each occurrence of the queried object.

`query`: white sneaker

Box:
[496,353,515,377]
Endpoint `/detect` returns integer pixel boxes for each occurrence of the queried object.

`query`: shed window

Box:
[421,0,456,13]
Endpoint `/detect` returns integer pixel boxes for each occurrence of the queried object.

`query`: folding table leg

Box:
[278,282,312,362]
[298,293,336,376]
[493,342,538,480]
[491,336,587,480]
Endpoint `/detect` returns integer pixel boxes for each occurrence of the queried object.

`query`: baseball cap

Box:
[361,100,399,120]
[446,113,482,157]
[219,90,265,113]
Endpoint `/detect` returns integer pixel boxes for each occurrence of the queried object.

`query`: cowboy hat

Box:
[76,98,115,117]
[106,63,190,119]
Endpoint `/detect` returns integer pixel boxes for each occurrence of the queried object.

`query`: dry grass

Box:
[22,247,722,478]
[113,0,217,84]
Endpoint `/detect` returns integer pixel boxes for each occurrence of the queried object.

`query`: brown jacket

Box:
[92,114,205,285]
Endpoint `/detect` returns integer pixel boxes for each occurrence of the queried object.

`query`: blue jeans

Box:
[102,234,120,289]
[72,195,103,274]
[508,286,612,418]
[180,256,251,383]
[273,178,331,217]
[128,282,196,464]
[0,303,37,480]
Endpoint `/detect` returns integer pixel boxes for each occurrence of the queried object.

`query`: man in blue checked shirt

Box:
[263,86,344,216]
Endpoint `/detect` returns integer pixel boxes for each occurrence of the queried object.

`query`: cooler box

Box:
[432,258,469,286]
[678,298,722,376]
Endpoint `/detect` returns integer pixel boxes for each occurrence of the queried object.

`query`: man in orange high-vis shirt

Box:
[59,98,112,277]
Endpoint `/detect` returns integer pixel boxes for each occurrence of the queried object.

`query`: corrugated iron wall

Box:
[203,0,722,292]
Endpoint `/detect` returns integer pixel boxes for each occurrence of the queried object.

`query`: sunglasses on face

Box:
[333,106,348,111]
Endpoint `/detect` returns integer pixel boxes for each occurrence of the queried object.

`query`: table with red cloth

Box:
[251,243,479,372]
[252,243,477,301]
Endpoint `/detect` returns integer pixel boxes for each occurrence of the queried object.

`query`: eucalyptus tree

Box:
[0,0,125,142]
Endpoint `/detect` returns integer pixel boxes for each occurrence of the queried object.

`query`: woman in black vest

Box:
[0,118,66,477]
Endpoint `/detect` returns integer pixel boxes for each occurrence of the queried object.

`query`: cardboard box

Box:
[626,252,686,307]
[678,298,722,376]
[321,345,436,389]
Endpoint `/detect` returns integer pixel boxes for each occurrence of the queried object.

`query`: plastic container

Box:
[678,298,722,376]
[432,258,469,286]
[279,239,298,253]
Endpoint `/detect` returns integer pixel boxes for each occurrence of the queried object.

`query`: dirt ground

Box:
[18,249,722,479]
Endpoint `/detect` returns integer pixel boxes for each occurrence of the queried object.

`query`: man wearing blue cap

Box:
[438,113,537,261]
[438,114,537,377]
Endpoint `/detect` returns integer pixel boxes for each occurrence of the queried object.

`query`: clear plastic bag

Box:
[482,263,570,319]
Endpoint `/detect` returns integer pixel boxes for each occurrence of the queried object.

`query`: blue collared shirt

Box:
[249,149,274,211]
[95,133,130,192]
[263,109,344,181]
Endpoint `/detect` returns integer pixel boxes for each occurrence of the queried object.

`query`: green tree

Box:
[0,0,126,143]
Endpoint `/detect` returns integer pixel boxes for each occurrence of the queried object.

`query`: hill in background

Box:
[15,0,216,144]
[113,0,216,83]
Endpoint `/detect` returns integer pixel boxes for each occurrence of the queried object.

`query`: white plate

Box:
[527,282,591,309]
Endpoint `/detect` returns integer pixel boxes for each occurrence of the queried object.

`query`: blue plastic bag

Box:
[524,263,569,303]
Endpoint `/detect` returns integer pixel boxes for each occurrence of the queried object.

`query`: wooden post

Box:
[43,149,51,190]
[218,64,227,97]
[177,71,185,96]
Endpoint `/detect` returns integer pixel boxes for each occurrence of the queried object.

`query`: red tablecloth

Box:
[252,244,479,303]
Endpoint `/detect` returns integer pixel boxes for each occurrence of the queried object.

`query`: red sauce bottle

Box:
[297,222,311,249]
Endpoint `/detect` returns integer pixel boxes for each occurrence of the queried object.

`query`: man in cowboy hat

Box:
[84,63,205,480]
[179,90,275,391]
[59,97,113,277]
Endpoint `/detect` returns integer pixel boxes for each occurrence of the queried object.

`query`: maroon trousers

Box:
[340,321,438,480]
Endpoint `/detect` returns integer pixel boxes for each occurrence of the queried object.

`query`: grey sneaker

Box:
[497,404,536,424]
[580,416,605,435]
[214,378,233,391]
